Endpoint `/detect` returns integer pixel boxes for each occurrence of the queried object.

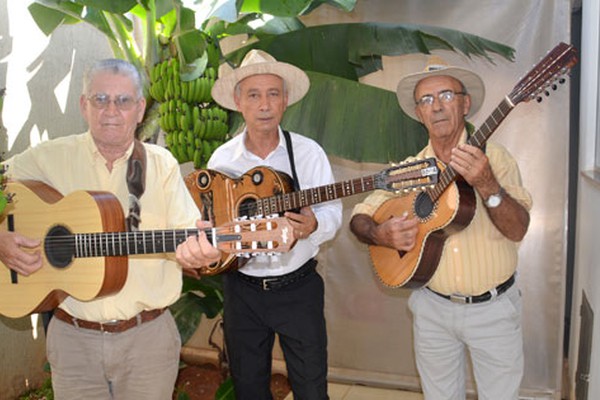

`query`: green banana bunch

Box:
[149,57,228,168]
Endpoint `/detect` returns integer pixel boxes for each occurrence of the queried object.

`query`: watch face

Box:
[487,194,501,208]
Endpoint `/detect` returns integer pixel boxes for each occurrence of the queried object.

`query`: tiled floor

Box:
[284,383,424,400]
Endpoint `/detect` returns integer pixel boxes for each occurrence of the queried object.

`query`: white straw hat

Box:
[211,49,310,111]
[396,55,485,121]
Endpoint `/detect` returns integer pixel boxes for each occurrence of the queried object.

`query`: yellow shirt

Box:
[352,134,532,295]
[6,132,201,321]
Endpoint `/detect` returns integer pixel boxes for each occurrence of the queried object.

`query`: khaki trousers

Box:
[46,310,181,400]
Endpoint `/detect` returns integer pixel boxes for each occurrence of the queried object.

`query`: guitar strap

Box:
[282,130,301,191]
[125,139,147,231]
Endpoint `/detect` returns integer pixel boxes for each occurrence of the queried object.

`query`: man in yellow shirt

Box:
[0,58,220,399]
[350,58,532,399]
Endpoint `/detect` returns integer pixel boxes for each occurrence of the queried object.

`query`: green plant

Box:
[27,0,514,164]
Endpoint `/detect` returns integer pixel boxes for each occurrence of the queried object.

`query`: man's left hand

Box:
[284,207,318,240]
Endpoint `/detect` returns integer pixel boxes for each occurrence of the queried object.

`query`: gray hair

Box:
[83,58,144,99]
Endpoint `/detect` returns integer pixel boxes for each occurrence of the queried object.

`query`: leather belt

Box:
[427,275,515,304]
[237,258,317,291]
[53,307,166,333]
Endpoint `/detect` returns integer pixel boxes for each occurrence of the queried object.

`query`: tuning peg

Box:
[536,97,543,103]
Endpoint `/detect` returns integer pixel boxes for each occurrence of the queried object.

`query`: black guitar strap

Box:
[125,139,147,231]
[282,130,301,191]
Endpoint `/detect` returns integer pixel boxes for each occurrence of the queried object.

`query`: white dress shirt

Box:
[208,127,342,277]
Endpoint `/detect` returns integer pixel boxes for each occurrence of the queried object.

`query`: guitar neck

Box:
[429,98,515,201]
[255,174,380,215]
[68,229,208,258]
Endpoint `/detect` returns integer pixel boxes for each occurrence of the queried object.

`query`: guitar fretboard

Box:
[48,229,211,258]
[427,98,515,202]
[255,175,379,216]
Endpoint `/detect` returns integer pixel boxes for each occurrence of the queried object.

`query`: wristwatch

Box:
[485,187,505,208]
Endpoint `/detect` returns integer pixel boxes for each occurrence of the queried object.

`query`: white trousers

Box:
[408,284,523,400]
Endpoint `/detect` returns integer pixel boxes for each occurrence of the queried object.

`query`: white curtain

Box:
[302,1,571,397]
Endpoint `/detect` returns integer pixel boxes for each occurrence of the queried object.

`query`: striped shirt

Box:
[352,132,532,295]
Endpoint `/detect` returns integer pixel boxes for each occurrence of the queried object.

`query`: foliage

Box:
[27,0,515,163]
[170,274,224,343]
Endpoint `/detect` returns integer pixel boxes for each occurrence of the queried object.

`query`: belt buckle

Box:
[449,294,470,304]
[100,319,120,333]
[262,277,278,291]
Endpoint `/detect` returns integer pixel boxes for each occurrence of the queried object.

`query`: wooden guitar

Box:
[0,180,295,318]
[369,41,578,288]
[185,158,439,274]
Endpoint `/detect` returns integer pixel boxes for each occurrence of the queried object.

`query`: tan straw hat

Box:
[396,55,485,121]
[211,49,310,111]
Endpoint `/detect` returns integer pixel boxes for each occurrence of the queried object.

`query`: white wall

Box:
[569,0,600,399]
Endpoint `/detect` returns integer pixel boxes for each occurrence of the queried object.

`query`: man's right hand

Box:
[350,212,419,251]
[371,213,419,251]
[0,231,42,276]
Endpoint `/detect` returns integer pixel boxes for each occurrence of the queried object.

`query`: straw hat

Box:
[396,55,485,121]
[211,49,310,111]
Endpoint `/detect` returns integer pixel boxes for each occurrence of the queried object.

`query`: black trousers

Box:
[222,261,329,400]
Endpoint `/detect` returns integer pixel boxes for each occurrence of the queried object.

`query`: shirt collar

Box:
[233,126,286,160]
[84,130,135,166]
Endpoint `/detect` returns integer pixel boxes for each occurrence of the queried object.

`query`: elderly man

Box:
[208,50,342,399]
[350,57,532,400]
[0,58,220,399]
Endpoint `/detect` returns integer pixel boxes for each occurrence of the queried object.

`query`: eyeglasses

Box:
[87,94,139,111]
[416,90,466,107]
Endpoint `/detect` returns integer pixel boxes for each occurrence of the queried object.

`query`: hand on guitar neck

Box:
[176,219,222,278]
[284,207,318,240]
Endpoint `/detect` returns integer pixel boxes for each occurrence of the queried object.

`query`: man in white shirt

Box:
[208,50,342,399]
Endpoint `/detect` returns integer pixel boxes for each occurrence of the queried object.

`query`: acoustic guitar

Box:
[0,180,295,318]
[185,158,439,274]
[369,42,578,288]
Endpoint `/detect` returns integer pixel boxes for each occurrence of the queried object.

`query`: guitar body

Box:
[0,181,127,318]
[369,179,476,288]
[185,166,294,273]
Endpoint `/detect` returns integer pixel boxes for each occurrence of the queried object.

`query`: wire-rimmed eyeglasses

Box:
[416,90,466,107]
[87,94,139,111]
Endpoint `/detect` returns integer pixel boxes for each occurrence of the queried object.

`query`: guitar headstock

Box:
[214,216,297,256]
[376,157,439,193]
[509,42,578,106]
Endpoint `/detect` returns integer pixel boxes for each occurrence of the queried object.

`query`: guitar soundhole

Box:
[414,191,434,219]
[238,198,258,218]
[45,225,75,268]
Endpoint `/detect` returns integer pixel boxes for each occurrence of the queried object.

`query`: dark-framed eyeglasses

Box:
[87,94,139,111]
[416,90,467,107]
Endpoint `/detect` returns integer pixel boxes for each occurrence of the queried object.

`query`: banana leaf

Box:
[284,71,428,163]
[227,22,515,80]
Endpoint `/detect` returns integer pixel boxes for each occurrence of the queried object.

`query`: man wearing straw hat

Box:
[349,57,532,399]
[209,49,342,399]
